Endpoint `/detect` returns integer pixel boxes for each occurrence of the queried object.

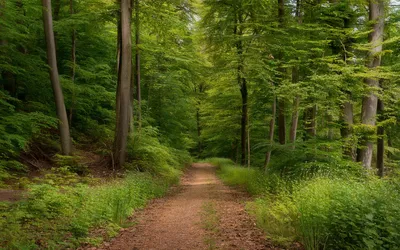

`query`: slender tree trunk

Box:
[42,0,72,155]
[247,113,251,168]
[234,11,248,166]
[264,95,276,170]
[277,0,286,145]
[278,99,286,144]
[289,64,300,148]
[359,0,384,169]
[196,107,202,154]
[114,0,132,168]
[240,77,248,165]
[134,0,141,129]
[377,99,384,177]
[341,101,355,160]
[290,97,300,146]
[115,7,122,135]
[69,0,76,128]
[304,105,316,139]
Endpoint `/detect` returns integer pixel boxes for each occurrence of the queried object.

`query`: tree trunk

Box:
[304,105,316,139]
[69,0,76,128]
[235,11,247,166]
[114,0,132,168]
[277,0,286,145]
[377,99,384,177]
[359,0,384,170]
[264,95,276,171]
[247,115,251,168]
[289,97,300,147]
[115,6,122,135]
[196,107,202,155]
[134,0,141,129]
[278,99,286,144]
[42,0,72,155]
[240,77,248,166]
[340,101,355,160]
[289,64,300,148]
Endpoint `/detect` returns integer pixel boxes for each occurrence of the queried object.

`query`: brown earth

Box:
[91,163,282,250]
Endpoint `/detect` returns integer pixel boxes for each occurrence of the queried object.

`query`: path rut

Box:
[93,163,272,250]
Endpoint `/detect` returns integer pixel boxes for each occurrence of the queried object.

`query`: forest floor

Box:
[87,163,282,250]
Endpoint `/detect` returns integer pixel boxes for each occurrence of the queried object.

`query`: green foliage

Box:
[127,127,191,183]
[214,158,400,249]
[0,172,175,249]
[267,140,365,180]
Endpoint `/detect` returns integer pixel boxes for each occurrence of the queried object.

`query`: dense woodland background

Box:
[1,0,400,249]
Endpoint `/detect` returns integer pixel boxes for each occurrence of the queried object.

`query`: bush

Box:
[0,173,174,249]
[214,157,400,249]
[127,126,191,184]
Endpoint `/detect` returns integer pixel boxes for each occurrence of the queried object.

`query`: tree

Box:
[134,0,142,129]
[42,0,72,155]
[114,0,132,168]
[359,0,385,170]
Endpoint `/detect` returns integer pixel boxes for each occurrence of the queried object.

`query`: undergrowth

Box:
[208,157,400,250]
[0,172,177,249]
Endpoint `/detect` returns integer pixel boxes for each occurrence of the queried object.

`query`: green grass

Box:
[209,157,400,250]
[0,171,179,249]
[201,201,219,250]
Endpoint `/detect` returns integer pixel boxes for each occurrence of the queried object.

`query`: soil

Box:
[0,189,24,202]
[91,163,283,250]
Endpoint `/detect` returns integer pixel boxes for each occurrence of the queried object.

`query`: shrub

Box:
[213,157,400,249]
[0,173,174,249]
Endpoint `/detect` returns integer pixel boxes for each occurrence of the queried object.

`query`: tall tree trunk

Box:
[277,0,286,145]
[134,0,141,129]
[235,11,248,166]
[42,0,72,155]
[264,94,276,170]
[114,0,132,168]
[340,101,355,160]
[240,77,248,166]
[304,105,316,139]
[278,99,286,144]
[69,0,76,128]
[289,65,300,148]
[196,106,202,155]
[115,5,122,136]
[359,0,384,169]
[247,114,251,168]
[377,99,384,177]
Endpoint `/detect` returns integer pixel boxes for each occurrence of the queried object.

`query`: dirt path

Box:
[93,163,274,250]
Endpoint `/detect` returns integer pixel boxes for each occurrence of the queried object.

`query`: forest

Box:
[1,0,400,249]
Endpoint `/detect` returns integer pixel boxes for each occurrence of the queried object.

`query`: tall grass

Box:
[211,158,400,249]
[0,173,176,249]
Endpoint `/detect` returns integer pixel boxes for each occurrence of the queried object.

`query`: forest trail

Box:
[92,163,273,250]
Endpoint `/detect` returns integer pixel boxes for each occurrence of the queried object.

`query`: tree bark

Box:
[134,0,141,129]
[240,76,248,166]
[264,94,276,170]
[277,0,286,145]
[377,99,384,177]
[234,11,248,166]
[69,0,76,128]
[289,97,300,146]
[278,99,286,144]
[304,105,316,139]
[42,0,72,155]
[359,0,384,170]
[114,0,132,168]
[247,114,251,168]
[340,101,355,160]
